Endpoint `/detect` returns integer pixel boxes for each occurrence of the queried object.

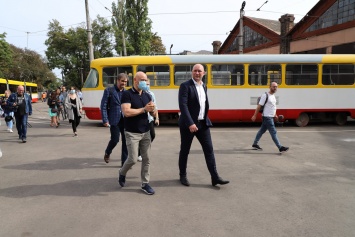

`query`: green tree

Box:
[0,33,13,78]
[9,45,56,91]
[92,16,115,58]
[110,0,165,56]
[150,32,166,55]
[125,0,152,55]
[111,0,126,56]
[45,18,115,89]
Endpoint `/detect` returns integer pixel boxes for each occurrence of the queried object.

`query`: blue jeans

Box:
[15,113,28,139]
[253,116,281,149]
[105,119,128,165]
[5,112,14,129]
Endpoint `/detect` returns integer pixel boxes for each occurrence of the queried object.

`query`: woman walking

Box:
[48,91,59,127]
[1,90,15,132]
[65,87,83,136]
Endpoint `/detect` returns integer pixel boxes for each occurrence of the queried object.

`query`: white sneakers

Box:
[137,156,142,162]
[6,128,13,133]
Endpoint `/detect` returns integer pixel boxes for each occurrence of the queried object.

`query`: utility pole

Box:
[85,0,94,62]
[80,68,84,88]
[26,32,30,49]
[119,0,127,56]
[239,1,246,54]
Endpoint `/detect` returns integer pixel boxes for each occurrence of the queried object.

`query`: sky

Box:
[1,0,320,74]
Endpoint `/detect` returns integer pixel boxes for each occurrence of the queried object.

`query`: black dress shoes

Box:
[180,176,190,186]
[212,177,230,186]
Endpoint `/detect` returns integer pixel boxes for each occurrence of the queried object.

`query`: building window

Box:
[306,0,355,32]
[174,65,207,86]
[244,26,271,49]
[248,64,281,86]
[83,69,99,88]
[286,64,318,85]
[102,66,133,87]
[137,65,170,86]
[211,64,244,85]
[227,38,238,53]
[322,64,355,85]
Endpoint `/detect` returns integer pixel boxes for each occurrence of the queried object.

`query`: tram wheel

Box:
[295,113,309,127]
[334,112,347,126]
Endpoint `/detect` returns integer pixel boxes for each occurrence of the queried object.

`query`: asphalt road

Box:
[1,102,355,237]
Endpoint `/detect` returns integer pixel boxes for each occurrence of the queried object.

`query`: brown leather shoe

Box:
[104,153,110,163]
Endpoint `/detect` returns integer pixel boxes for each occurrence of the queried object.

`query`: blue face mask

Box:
[138,81,148,91]
[70,90,75,94]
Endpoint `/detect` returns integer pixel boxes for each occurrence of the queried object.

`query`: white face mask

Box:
[70,90,75,94]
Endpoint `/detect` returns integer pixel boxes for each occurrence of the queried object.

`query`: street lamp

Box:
[170,44,173,55]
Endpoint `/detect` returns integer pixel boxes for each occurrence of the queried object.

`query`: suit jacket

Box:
[100,85,124,125]
[178,79,212,128]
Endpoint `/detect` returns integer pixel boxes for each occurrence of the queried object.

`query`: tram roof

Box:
[91,54,355,66]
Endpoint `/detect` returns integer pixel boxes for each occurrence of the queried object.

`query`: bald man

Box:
[178,64,229,187]
[6,86,32,143]
[118,71,156,195]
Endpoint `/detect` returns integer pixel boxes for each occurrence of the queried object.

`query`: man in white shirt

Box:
[251,82,289,153]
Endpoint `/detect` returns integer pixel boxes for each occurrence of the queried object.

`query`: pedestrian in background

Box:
[6,85,32,143]
[65,87,83,137]
[59,86,68,120]
[2,90,15,133]
[251,81,289,153]
[48,90,59,128]
[137,78,159,162]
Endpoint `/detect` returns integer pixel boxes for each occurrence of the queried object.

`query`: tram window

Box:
[83,69,99,88]
[211,64,244,85]
[286,64,318,85]
[102,66,133,87]
[322,64,355,85]
[174,64,207,86]
[137,65,170,86]
[248,64,281,86]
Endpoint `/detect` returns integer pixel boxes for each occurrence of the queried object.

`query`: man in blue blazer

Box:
[6,85,32,143]
[100,73,128,166]
[178,64,229,187]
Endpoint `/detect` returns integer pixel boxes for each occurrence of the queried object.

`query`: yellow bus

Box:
[82,54,355,127]
[0,78,39,102]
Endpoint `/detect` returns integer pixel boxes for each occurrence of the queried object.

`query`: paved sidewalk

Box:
[0,102,355,237]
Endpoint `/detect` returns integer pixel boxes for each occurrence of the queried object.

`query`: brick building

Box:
[217,0,355,54]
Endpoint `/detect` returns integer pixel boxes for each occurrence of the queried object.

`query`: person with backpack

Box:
[6,86,32,143]
[100,73,128,166]
[251,82,289,153]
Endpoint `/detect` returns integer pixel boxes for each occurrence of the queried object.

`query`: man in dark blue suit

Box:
[100,73,128,166]
[178,64,229,187]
